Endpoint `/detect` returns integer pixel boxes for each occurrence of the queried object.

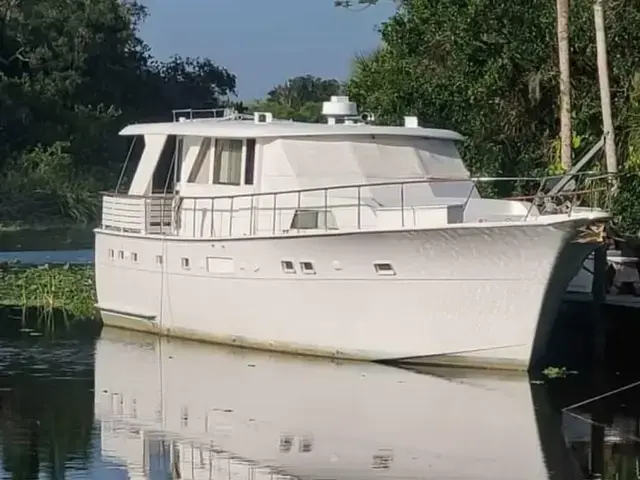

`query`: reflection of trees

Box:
[0,328,96,479]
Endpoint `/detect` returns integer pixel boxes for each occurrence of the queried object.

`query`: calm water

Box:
[0,325,638,480]
[2,249,640,478]
[0,249,93,265]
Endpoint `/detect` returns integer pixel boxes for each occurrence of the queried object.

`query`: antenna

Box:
[321,96,376,125]
[360,112,375,123]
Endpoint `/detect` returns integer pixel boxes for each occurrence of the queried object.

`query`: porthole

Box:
[281,260,296,274]
[374,262,395,276]
[300,261,316,274]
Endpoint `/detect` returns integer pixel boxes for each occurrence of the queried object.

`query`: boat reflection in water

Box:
[95,327,583,480]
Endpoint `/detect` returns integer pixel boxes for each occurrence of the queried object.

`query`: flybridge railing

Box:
[99,172,615,238]
[171,108,252,122]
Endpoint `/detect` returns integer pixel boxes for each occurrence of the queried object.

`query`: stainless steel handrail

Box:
[100,171,614,202]
[100,172,614,237]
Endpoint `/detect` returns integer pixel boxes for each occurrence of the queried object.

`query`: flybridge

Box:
[170,108,275,125]
[171,108,251,123]
[168,95,421,128]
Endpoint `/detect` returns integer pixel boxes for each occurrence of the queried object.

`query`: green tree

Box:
[348,0,640,199]
[250,75,344,122]
[0,0,237,226]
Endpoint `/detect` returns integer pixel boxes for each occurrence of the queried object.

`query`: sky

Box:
[139,0,396,101]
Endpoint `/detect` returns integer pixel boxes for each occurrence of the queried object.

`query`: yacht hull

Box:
[94,217,601,371]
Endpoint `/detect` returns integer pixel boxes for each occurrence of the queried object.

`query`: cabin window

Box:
[108,249,115,260]
[131,252,138,263]
[290,209,337,230]
[280,435,294,453]
[118,250,124,260]
[299,436,313,453]
[155,255,163,265]
[181,257,190,269]
[174,137,183,185]
[244,138,256,185]
[213,139,243,185]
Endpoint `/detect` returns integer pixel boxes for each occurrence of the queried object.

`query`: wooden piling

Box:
[591,245,607,368]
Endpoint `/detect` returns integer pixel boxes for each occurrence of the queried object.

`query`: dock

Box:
[563,291,640,309]
[566,245,640,309]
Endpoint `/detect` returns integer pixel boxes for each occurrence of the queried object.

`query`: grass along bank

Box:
[0,263,97,323]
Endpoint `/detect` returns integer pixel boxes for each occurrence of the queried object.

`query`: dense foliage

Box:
[2,0,640,235]
[348,0,640,234]
[0,0,235,226]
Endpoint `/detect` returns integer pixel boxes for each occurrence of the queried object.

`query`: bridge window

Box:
[213,139,243,185]
[152,135,178,193]
[244,138,256,185]
[188,137,212,184]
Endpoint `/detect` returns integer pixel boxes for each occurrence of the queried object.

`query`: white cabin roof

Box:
[119,119,465,142]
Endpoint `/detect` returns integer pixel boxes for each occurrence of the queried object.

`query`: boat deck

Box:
[564,291,640,309]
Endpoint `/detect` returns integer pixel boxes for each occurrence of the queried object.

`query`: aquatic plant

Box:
[0,264,97,331]
[541,366,578,379]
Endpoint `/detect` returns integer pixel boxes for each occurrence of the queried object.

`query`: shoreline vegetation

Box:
[0,264,98,328]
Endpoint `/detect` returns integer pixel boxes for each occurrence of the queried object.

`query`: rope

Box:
[157,137,181,331]
[562,379,640,411]
[115,137,137,194]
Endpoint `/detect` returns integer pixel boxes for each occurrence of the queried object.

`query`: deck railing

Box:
[100,172,614,238]
[171,108,251,122]
[101,194,173,234]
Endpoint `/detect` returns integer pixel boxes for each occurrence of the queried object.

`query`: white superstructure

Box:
[94,96,610,370]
